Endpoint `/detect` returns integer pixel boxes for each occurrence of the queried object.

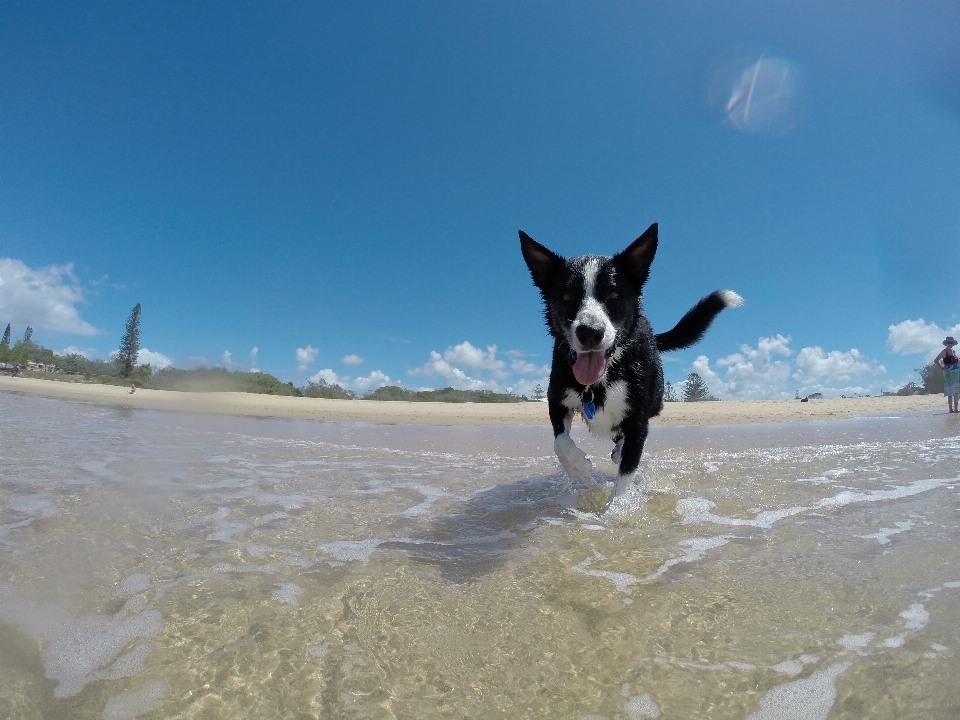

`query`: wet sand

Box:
[0,375,943,425]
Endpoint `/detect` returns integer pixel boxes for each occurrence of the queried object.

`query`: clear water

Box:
[2,393,960,719]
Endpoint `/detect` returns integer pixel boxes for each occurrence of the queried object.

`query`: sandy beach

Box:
[0,375,944,425]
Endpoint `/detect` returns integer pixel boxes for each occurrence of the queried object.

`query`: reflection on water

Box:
[2,393,959,719]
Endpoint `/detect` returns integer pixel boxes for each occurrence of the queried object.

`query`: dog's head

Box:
[519,223,658,386]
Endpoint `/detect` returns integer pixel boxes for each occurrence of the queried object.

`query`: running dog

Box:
[519,223,742,496]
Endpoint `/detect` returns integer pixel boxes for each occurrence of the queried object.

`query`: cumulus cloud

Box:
[221,347,259,372]
[137,348,173,370]
[61,346,97,359]
[296,345,319,372]
[793,347,885,387]
[408,340,515,390]
[686,335,886,399]
[444,341,508,375]
[107,347,173,369]
[410,351,497,390]
[0,258,102,336]
[702,334,794,399]
[342,354,365,366]
[511,358,550,375]
[887,319,960,356]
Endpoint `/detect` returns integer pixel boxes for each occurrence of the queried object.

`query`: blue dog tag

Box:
[583,401,596,419]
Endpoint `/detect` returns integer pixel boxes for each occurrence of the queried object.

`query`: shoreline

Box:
[0,375,946,426]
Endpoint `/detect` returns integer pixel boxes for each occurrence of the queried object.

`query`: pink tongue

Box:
[573,351,607,386]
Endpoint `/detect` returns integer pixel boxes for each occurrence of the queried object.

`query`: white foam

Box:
[625,693,661,718]
[746,661,851,720]
[0,600,162,698]
[210,562,279,573]
[858,520,912,545]
[677,476,958,530]
[642,535,734,583]
[900,603,929,630]
[114,574,151,597]
[102,680,167,719]
[320,539,383,563]
[770,660,804,675]
[399,485,448,518]
[572,550,640,598]
[837,632,874,649]
[272,582,302,605]
[882,634,906,648]
[100,641,153,680]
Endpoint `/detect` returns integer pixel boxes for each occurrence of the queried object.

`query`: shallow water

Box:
[1,393,959,720]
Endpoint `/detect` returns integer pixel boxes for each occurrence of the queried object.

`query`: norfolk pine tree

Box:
[1,324,10,348]
[117,304,142,378]
[682,372,714,402]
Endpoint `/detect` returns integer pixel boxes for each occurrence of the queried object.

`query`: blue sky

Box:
[2,1,959,398]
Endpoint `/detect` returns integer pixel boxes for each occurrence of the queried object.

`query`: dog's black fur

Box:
[520,222,742,496]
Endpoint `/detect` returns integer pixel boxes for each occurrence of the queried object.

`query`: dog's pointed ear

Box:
[520,230,564,291]
[614,223,658,289]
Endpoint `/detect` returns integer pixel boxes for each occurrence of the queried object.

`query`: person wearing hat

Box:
[934,337,960,413]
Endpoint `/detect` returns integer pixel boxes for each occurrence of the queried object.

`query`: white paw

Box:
[611,438,624,465]
[555,433,592,482]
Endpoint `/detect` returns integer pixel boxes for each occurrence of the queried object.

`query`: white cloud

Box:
[342,354,365,366]
[352,370,390,393]
[700,334,794,399]
[137,348,173,370]
[511,358,550,375]
[221,347,258,371]
[687,335,888,399]
[408,340,513,390]
[61,346,96,359]
[409,350,501,391]
[887,319,960,356]
[308,368,342,385]
[793,347,884,389]
[296,345,319,372]
[507,377,549,399]
[0,258,102,336]
[307,368,392,395]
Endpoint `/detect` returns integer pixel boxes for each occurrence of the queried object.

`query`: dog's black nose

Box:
[575,324,605,349]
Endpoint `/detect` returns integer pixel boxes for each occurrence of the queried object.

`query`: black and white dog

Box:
[520,223,742,497]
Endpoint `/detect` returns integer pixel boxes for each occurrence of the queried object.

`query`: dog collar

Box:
[582,387,596,420]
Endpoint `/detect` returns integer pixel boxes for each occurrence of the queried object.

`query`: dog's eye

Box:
[606,292,619,302]
[563,293,573,302]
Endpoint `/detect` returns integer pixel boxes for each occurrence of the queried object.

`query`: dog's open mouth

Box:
[570,345,616,386]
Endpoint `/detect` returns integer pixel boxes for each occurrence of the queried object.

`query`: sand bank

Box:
[0,375,945,426]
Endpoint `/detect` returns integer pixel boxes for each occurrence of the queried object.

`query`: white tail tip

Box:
[718,290,744,307]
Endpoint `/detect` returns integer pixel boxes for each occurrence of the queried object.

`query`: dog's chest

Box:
[563,380,630,439]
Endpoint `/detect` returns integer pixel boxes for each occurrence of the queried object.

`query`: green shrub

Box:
[363,386,526,403]
[301,380,356,400]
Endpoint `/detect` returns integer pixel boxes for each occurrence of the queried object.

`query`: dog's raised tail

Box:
[655,290,743,352]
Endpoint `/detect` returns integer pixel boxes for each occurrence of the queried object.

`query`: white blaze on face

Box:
[570,258,616,353]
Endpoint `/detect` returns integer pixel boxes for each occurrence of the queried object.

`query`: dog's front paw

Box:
[555,433,592,481]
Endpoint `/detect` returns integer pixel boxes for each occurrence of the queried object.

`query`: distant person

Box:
[934,337,960,413]
[129,384,136,394]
